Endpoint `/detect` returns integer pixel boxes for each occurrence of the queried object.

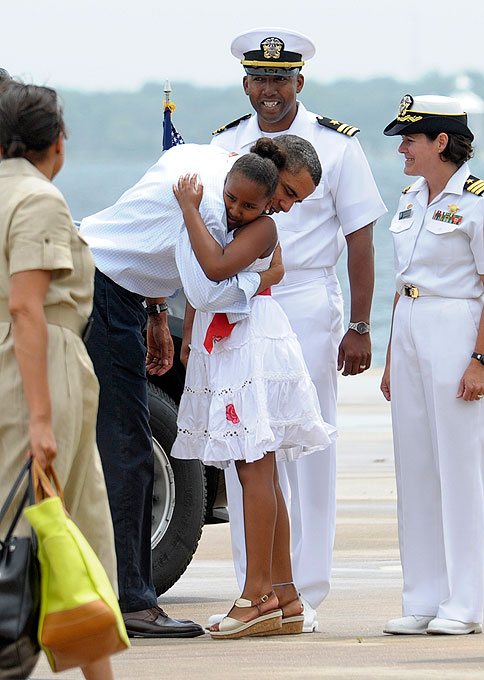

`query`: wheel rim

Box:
[151,436,176,549]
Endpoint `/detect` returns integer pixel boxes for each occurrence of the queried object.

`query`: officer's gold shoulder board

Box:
[316,116,360,137]
[465,175,484,196]
[212,114,252,136]
[402,184,414,194]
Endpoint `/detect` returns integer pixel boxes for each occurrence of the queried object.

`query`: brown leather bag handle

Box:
[31,459,66,508]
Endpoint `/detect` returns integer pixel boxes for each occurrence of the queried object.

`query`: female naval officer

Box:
[381,94,484,636]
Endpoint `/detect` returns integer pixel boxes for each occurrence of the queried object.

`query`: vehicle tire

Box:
[148,383,206,595]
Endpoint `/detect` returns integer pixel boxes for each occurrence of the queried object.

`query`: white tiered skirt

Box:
[171,296,337,468]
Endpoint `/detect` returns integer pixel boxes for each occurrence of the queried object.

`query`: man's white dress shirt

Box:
[80,144,259,321]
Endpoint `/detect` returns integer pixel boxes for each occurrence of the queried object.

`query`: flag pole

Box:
[162,79,184,151]
[162,80,173,151]
[164,79,171,108]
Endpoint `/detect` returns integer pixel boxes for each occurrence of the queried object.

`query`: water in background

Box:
[56,152,484,367]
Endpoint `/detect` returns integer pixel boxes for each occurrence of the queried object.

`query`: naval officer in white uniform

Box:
[210,27,387,631]
[381,95,484,636]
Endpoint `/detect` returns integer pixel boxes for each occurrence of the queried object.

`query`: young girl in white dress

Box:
[171,138,336,639]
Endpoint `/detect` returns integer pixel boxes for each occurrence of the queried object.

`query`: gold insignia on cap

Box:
[261,37,284,60]
[398,94,414,118]
[398,115,424,124]
[407,204,413,209]
[448,204,459,213]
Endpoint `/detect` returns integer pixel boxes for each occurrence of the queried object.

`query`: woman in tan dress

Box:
[0,82,118,679]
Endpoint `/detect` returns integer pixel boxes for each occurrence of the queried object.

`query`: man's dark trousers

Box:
[86,268,158,612]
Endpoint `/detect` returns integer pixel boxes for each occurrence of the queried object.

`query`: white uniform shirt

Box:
[211,102,387,272]
[390,162,484,299]
[80,144,259,319]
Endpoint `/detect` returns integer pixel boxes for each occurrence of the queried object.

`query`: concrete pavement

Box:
[31,370,484,679]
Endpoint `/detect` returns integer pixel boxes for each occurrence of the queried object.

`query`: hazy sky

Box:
[4,0,484,92]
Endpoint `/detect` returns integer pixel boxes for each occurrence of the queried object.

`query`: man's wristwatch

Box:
[348,321,370,335]
[143,302,168,315]
[471,352,484,366]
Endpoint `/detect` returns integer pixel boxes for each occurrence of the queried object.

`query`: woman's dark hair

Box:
[229,138,285,198]
[0,68,11,86]
[272,134,322,186]
[0,81,66,160]
[426,131,474,167]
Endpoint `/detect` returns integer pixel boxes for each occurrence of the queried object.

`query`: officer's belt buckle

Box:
[404,285,419,298]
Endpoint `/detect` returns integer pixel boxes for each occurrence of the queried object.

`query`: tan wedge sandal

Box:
[210,592,282,639]
[252,582,304,636]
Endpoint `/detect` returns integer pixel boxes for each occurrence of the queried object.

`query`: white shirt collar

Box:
[442,161,471,196]
[404,162,471,198]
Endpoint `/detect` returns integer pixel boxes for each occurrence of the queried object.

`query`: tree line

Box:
[59,71,484,162]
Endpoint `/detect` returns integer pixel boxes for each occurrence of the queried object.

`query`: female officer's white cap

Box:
[230,28,315,76]
[384,94,473,140]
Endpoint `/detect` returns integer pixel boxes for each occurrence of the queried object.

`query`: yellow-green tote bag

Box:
[23,462,129,672]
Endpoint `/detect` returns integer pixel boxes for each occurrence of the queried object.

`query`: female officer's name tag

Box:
[399,208,413,220]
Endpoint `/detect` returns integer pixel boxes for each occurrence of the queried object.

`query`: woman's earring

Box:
[265,209,270,214]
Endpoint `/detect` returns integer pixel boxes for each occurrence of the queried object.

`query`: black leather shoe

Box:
[123,605,205,638]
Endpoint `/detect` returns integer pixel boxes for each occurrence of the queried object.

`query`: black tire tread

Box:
[148,383,206,595]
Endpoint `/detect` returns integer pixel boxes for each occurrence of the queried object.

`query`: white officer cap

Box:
[384,94,473,140]
[230,27,315,76]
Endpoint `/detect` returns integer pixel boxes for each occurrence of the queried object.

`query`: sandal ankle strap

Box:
[234,591,276,616]
[272,581,294,587]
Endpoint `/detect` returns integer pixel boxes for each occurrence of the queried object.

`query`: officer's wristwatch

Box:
[348,321,370,335]
[471,352,484,366]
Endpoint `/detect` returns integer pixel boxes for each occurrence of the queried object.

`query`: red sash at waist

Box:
[203,288,271,354]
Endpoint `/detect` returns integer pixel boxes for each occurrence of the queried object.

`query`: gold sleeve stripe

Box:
[316,116,360,135]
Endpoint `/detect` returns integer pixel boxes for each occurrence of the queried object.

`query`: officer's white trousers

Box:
[391,295,484,623]
[223,270,343,609]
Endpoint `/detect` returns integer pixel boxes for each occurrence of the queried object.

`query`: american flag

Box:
[162,102,185,151]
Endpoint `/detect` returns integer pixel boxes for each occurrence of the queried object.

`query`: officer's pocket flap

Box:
[426,220,459,235]
[389,217,413,233]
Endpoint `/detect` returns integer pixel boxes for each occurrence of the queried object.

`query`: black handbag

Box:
[0,459,40,679]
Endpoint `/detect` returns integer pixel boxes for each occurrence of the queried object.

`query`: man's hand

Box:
[341,224,374,376]
[337,330,371,376]
[146,314,174,376]
[380,362,391,401]
[257,243,284,293]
